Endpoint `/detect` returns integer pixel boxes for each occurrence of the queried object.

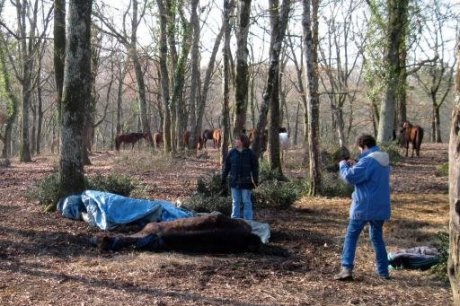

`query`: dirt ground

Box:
[0,143,452,306]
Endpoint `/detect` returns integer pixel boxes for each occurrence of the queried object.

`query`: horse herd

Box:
[114,121,424,158]
[114,129,224,151]
[115,128,290,155]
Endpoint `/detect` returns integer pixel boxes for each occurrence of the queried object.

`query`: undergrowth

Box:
[27,173,137,211]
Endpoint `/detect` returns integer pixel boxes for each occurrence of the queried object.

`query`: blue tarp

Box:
[57,190,194,230]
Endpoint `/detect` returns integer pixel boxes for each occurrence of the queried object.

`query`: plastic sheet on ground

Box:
[57,190,194,230]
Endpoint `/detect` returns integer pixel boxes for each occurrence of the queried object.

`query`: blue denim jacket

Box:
[339,146,391,220]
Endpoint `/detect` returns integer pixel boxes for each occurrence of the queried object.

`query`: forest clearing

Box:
[0,143,451,306]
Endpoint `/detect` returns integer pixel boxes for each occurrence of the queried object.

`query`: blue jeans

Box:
[341,219,389,277]
[231,188,253,220]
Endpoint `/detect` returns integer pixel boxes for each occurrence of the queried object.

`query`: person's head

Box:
[236,133,251,149]
[356,134,376,152]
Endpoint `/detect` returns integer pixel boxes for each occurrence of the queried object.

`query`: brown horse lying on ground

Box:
[400,121,424,157]
[92,214,264,254]
[115,132,149,151]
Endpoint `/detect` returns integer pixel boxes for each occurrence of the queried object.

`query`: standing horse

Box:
[201,129,214,149]
[115,132,149,151]
[212,129,222,148]
[153,132,163,148]
[400,122,424,157]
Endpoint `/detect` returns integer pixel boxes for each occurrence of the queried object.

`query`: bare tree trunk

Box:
[303,0,321,195]
[0,40,19,159]
[131,0,153,149]
[267,0,290,177]
[173,9,192,152]
[233,0,251,137]
[20,54,32,162]
[157,0,172,154]
[220,0,233,165]
[195,24,225,148]
[36,77,43,155]
[116,57,126,136]
[59,0,92,198]
[31,97,37,155]
[287,34,307,149]
[188,0,201,149]
[448,43,460,305]
[376,0,408,143]
[54,0,65,121]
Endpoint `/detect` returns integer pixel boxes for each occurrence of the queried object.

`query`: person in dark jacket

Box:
[334,134,391,281]
[222,133,259,220]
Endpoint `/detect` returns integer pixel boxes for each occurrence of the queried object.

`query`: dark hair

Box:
[239,134,251,149]
[356,134,376,149]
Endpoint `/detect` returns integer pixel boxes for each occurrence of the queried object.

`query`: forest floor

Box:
[0,142,452,306]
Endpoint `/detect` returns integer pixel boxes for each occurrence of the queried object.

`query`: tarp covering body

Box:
[57,190,194,230]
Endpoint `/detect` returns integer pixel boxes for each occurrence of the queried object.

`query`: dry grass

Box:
[0,143,452,305]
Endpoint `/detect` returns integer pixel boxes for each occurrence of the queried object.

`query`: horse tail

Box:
[416,127,424,150]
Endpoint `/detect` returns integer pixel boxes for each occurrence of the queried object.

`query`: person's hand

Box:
[346,159,356,166]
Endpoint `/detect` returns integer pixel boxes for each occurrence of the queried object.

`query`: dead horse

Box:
[92,214,262,253]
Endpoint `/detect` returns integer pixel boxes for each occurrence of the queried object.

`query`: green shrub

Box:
[28,173,137,212]
[431,231,449,283]
[435,163,448,177]
[319,172,353,198]
[253,180,299,209]
[26,172,64,209]
[259,160,284,182]
[179,193,231,215]
[379,141,403,163]
[86,174,136,196]
[196,172,223,196]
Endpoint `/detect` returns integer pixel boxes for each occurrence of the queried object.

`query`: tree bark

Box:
[233,0,251,137]
[0,39,19,159]
[59,0,92,197]
[449,43,460,305]
[220,0,233,165]
[188,0,201,150]
[302,0,321,195]
[173,9,192,151]
[131,0,153,148]
[54,0,65,122]
[267,0,290,176]
[377,0,408,143]
[157,0,172,154]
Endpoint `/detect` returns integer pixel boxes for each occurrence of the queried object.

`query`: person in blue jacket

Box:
[222,133,259,220]
[334,134,391,281]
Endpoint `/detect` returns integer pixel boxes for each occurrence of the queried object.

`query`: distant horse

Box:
[183,131,201,149]
[115,132,149,151]
[279,131,289,162]
[153,132,163,148]
[201,129,214,149]
[400,122,424,157]
[212,129,222,148]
